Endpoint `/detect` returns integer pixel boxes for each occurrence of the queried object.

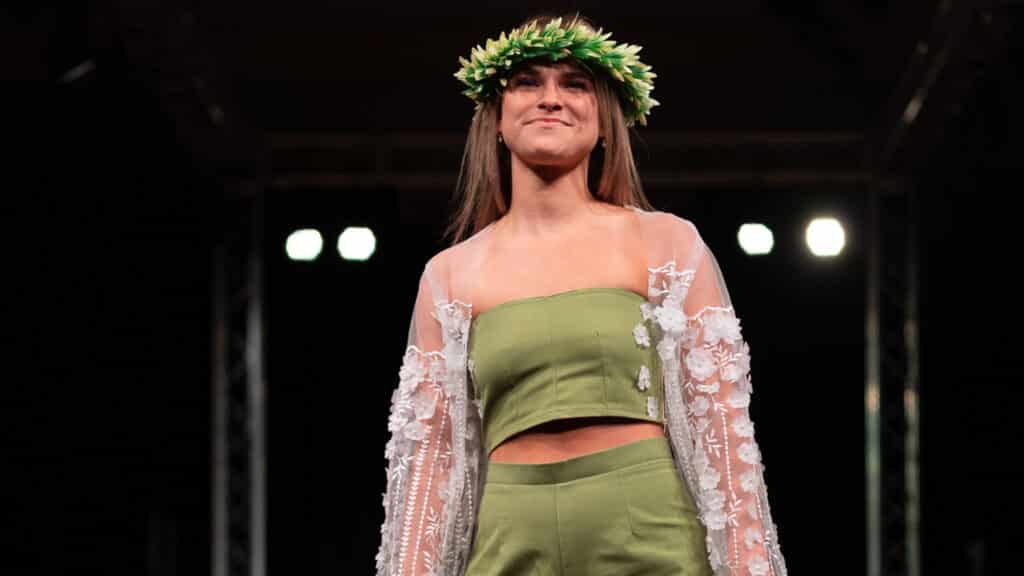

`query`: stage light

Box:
[337,226,376,262]
[285,229,323,261]
[737,223,774,256]
[805,217,846,257]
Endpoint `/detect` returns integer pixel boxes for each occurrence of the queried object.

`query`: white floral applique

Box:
[732,413,755,438]
[653,304,686,339]
[633,320,651,347]
[748,555,771,576]
[646,395,658,418]
[643,262,695,365]
[640,301,656,322]
[686,347,719,389]
[636,364,651,391]
[737,442,761,466]
[690,395,711,418]
[432,301,471,395]
[642,253,787,576]
[739,469,760,493]
[387,347,444,446]
[744,525,766,549]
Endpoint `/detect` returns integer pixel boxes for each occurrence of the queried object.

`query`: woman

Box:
[376,12,787,576]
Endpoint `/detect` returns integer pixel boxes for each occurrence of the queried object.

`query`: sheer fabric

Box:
[376,207,787,576]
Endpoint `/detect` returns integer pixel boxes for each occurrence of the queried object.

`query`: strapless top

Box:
[467,288,665,455]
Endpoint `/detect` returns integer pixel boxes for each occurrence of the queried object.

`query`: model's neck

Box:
[501,155,598,240]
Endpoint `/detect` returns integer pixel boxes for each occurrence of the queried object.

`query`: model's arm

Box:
[377,261,459,576]
[678,225,787,576]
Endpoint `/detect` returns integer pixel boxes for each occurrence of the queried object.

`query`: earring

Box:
[601,138,606,149]
[497,133,504,143]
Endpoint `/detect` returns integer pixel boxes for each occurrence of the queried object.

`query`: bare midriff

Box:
[487,416,666,464]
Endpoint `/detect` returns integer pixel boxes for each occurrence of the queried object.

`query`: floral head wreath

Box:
[453,16,659,127]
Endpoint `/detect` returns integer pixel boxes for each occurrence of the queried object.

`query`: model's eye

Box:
[568,81,588,90]
[514,77,538,86]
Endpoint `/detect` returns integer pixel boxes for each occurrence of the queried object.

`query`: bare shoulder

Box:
[425,244,458,278]
[631,207,698,241]
[422,224,491,296]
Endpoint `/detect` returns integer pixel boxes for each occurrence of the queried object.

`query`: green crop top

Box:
[467,287,665,456]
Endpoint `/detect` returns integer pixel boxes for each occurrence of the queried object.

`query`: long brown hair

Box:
[442,11,656,247]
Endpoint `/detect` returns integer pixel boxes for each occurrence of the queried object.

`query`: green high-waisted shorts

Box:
[465,436,713,576]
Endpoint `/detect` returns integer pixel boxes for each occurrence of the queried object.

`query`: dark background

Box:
[8,1,1020,574]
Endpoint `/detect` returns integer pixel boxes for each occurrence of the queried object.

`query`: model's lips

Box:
[530,118,569,125]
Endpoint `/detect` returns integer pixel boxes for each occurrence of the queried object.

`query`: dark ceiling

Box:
[13,1,1016,192]
[133,2,934,131]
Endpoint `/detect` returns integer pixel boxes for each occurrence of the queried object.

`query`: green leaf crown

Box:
[453,16,659,127]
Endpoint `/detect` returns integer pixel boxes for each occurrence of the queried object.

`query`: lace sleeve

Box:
[679,228,787,576]
[376,260,469,576]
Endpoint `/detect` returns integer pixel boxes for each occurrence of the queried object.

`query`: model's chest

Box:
[469,219,648,320]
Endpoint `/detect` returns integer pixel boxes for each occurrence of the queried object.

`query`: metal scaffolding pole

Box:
[212,192,266,576]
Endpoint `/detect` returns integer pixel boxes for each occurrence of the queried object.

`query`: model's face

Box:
[498,61,601,167]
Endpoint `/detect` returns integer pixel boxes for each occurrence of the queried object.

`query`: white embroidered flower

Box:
[647,395,659,418]
[728,388,751,409]
[736,339,751,369]
[640,301,656,321]
[680,322,701,349]
[739,469,760,493]
[747,555,770,576]
[704,507,728,531]
[735,341,754,393]
[732,413,755,438]
[402,419,427,441]
[703,487,726,511]
[399,350,427,393]
[388,405,408,433]
[636,364,651,391]
[433,302,471,344]
[704,309,742,346]
[737,441,761,465]
[685,346,718,381]
[721,361,744,383]
[633,321,651,347]
[690,395,711,417]
[699,464,721,490]
[721,343,751,384]
[653,304,687,337]
[744,525,765,549]
[413,388,437,421]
